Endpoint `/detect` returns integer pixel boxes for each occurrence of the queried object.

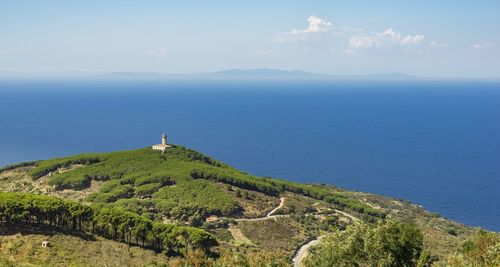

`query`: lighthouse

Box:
[152,133,171,152]
[162,133,167,145]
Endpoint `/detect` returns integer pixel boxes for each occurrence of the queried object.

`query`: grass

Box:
[238,217,307,257]
[0,227,169,267]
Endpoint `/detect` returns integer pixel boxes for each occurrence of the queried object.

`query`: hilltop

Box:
[0,145,490,266]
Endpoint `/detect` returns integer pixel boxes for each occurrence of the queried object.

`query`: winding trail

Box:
[267,197,285,217]
[229,196,361,267]
[292,210,361,267]
[229,197,286,243]
[234,197,286,222]
[292,236,325,267]
[335,209,361,224]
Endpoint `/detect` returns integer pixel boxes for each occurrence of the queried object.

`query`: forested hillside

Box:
[0,145,496,266]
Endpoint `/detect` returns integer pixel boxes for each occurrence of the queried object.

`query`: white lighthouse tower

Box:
[161,133,167,145]
[152,133,171,152]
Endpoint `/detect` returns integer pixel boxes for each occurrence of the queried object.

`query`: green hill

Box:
[0,145,491,266]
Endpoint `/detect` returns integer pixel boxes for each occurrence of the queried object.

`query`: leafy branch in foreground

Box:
[303,220,429,267]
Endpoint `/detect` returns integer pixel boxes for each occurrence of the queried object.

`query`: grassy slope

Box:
[0,145,480,264]
[0,228,169,267]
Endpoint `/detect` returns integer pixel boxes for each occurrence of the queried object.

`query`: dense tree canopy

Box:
[22,146,383,221]
[0,192,217,256]
[304,220,426,267]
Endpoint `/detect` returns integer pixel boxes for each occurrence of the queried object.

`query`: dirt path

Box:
[267,197,285,217]
[229,196,361,267]
[335,209,361,224]
[235,197,286,222]
[292,235,325,267]
[229,197,286,242]
[292,209,360,267]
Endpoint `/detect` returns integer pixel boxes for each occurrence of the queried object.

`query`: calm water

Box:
[0,79,499,231]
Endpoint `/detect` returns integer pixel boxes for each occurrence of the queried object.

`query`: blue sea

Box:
[0,79,499,231]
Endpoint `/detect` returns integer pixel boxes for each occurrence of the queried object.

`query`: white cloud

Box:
[348,28,425,50]
[471,42,493,49]
[401,34,425,45]
[277,16,332,42]
[290,16,332,34]
[349,36,375,49]
[429,41,448,48]
[147,47,169,58]
[378,28,401,41]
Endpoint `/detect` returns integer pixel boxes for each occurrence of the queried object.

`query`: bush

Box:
[0,161,38,173]
[304,220,425,267]
[135,183,162,197]
[447,230,500,266]
[28,155,100,179]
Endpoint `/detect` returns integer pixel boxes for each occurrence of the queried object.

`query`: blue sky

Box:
[1,1,499,78]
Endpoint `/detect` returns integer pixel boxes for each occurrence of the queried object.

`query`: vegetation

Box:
[0,161,38,173]
[28,155,101,180]
[0,145,487,266]
[304,220,428,267]
[447,230,500,266]
[18,146,382,221]
[0,192,217,256]
[153,180,240,223]
[191,167,384,217]
[0,230,170,267]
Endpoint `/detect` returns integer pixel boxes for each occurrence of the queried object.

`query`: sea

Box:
[0,79,499,231]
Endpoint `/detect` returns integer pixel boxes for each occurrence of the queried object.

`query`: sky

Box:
[1,1,499,78]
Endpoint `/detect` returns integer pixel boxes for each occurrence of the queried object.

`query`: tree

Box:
[304,220,426,267]
[447,230,500,267]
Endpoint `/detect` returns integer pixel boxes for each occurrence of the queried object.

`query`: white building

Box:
[152,133,171,152]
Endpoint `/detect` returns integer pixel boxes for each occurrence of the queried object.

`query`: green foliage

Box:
[134,175,172,187]
[23,145,383,220]
[365,220,424,266]
[0,192,217,256]
[447,230,500,266]
[28,155,100,180]
[191,168,281,196]
[191,167,384,217]
[167,249,290,267]
[0,161,38,173]
[135,183,163,197]
[153,180,241,219]
[87,180,134,203]
[304,220,425,267]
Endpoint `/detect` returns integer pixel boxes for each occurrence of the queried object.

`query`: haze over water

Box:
[0,79,499,231]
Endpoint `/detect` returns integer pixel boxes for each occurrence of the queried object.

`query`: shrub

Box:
[304,220,425,267]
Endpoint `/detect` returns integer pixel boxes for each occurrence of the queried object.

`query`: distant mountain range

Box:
[98,68,420,80]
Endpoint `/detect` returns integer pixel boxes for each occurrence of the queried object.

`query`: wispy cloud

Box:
[429,41,448,48]
[147,47,169,58]
[348,28,425,50]
[471,42,494,49]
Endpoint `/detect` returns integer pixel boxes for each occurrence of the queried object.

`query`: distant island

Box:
[97,68,420,81]
[0,135,497,266]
